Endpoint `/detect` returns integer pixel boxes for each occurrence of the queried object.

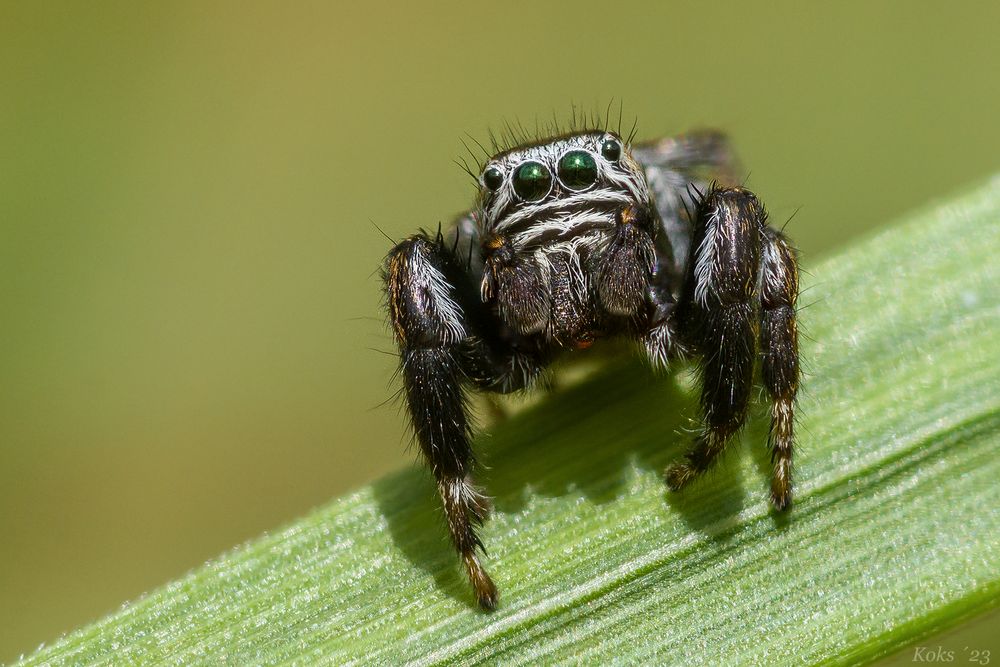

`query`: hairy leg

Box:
[631,130,740,184]
[384,230,550,608]
[666,187,763,491]
[759,228,800,509]
[384,233,498,608]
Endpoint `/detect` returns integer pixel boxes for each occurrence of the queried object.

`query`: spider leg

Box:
[384,231,548,609]
[642,266,683,369]
[666,187,762,492]
[384,233,497,609]
[759,228,800,509]
[631,129,741,184]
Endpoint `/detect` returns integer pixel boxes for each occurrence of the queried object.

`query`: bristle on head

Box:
[466,102,638,168]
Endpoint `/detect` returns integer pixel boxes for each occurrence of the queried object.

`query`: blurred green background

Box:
[1,1,998,661]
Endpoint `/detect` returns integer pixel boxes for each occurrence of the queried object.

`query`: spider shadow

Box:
[373,359,755,609]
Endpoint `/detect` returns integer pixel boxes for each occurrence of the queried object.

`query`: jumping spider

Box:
[383,127,800,609]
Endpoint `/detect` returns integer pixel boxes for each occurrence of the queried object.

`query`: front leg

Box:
[666,187,762,494]
[384,234,497,609]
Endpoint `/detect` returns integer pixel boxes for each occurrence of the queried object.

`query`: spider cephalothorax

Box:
[476,132,654,344]
[383,126,800,609]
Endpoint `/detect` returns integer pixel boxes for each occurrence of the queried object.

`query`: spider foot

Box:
[464,552,498,610]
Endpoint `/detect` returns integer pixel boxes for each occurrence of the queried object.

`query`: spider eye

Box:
[512,161,552,201]
[482,166,504,191]
[601,138,622,162]
[557,150,598,191]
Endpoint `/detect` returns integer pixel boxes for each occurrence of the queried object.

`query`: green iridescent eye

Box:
[557,150,598,190]
[482,166,504,191]
[512,161,552,201]
[601,138,622,162]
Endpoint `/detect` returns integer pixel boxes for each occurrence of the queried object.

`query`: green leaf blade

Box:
[20,177,1000,666]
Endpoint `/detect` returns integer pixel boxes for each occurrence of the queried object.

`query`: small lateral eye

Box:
[512,161,552,201]
[557,150,598,191]
[482,166,504,191]
[601,138,622,162]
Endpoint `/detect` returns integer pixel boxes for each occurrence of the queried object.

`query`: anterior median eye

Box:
[512,161,552,201]
[557,150,598,190]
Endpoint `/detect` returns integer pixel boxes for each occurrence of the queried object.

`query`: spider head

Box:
[476,131,652,248]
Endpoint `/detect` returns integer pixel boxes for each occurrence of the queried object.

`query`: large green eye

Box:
[512,161,552,201]
[557,150,598,190]
[601,138,622,162]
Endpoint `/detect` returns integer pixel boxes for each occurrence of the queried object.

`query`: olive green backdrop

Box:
[1,1,998,661]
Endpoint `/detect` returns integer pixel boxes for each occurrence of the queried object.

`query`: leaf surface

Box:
[21,177,1000,666]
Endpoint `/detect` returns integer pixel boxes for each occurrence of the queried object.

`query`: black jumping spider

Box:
[383,126,800,609]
